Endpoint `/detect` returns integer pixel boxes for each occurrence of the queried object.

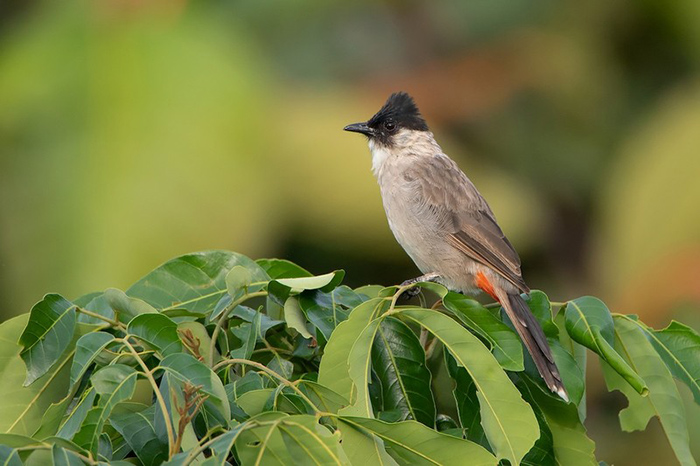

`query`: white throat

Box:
[369,139,391,176]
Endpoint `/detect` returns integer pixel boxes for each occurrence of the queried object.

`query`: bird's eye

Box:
[384,121,396,132]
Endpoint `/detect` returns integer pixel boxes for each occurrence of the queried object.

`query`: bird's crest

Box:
[368,92,428,131]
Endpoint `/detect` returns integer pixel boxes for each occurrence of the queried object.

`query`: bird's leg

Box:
[399,272,442,299]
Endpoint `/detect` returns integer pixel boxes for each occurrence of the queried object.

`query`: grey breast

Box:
[377,153,461,275]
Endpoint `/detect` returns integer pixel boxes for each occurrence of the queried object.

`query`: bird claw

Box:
[399,280,422,300]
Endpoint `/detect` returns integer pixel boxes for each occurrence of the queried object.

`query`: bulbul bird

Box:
[344,91,569,402]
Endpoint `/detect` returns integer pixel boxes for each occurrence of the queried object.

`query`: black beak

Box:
[343,122,373,137]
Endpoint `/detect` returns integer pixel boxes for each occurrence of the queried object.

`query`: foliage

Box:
[0,250,698,465]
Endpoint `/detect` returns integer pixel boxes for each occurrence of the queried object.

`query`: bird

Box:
[344,91,569,402]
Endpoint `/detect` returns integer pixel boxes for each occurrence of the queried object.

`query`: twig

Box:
[121,338,176,457]
[388,284,414,313]
[76,307,124,329]
[213,358,320,413]
[208,291,267,367]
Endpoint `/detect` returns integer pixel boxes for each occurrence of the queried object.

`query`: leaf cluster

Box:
[0,250,698,465]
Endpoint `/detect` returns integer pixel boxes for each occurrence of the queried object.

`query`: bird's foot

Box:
[399,273,441,300]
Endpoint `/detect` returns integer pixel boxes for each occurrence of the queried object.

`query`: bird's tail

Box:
[498,290,569,402]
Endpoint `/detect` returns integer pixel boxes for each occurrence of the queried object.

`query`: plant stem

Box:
[76,307,124,329]
[121,337,176,458]
[252,347,293,356]
[213,358,320,412]
[207,291,267,367]
[388,284,414,313]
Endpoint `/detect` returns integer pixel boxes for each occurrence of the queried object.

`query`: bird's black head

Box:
[344,92,428,146]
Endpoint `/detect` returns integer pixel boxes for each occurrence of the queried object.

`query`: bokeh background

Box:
[1,0,699,463]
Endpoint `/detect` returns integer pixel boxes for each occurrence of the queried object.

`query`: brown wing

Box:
[409,154,529,293]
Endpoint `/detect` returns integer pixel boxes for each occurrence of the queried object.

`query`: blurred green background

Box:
[1,0,699,463]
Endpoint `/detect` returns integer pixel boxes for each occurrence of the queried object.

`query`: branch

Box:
[121,337,176,457]
[207,291,267,367]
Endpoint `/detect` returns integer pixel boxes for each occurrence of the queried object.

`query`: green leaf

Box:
[518,376,597,466]
[70,332,115,387]
[73,292,115,326]
[206,422,248,463]
[555,309,588,421]
[548,340,585,406]
[299,287,360,341]
[159,353,230,420]
[277,415,348,465]
[271,388,310,416]
[0,315,91,437]
[267,355,294,381]
[51,444,85,466]
[397,308,539,466]
[355,285,385,299]
[234,413,349,465]
[162,309,207,320]
[32,392,78,440]
[110,406,169,466]
[338,317,382,417]
[371,317,435,426]
[283,296,313,339]
[19,294,76,385]
[230,319,259,360]
[524,290,559,338]
[275,271,343,293]
[521,402,556,466]
[318,298,388,400]
[233,371,265,393]
[338,422,398,466]
[104,288,158,323]
[237,388,276,417]
[564,297,647,395]
[73,365,138,454]
[91,364,137,395]
[234,412,292,465]
[231,305,284,337]
[267,280,292,307]
[0,445,22,466]
[444,352,487,448]
[127,250,269,314]
[0,433,43,448]
[409,281,450,299]
[256,258,313,279]
[338,416,497,466]
[442,292,524,371]
[226,265,253,298]
[437,415,460,434]
[210,294,234,322]
[127,314,183,357]
[603,315,695,466]
[297,381,349,414]
[643,321,700,405]
[57,389,97,440]
[227,371,266,420]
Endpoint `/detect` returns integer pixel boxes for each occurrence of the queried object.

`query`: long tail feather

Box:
[500,291,569,402]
